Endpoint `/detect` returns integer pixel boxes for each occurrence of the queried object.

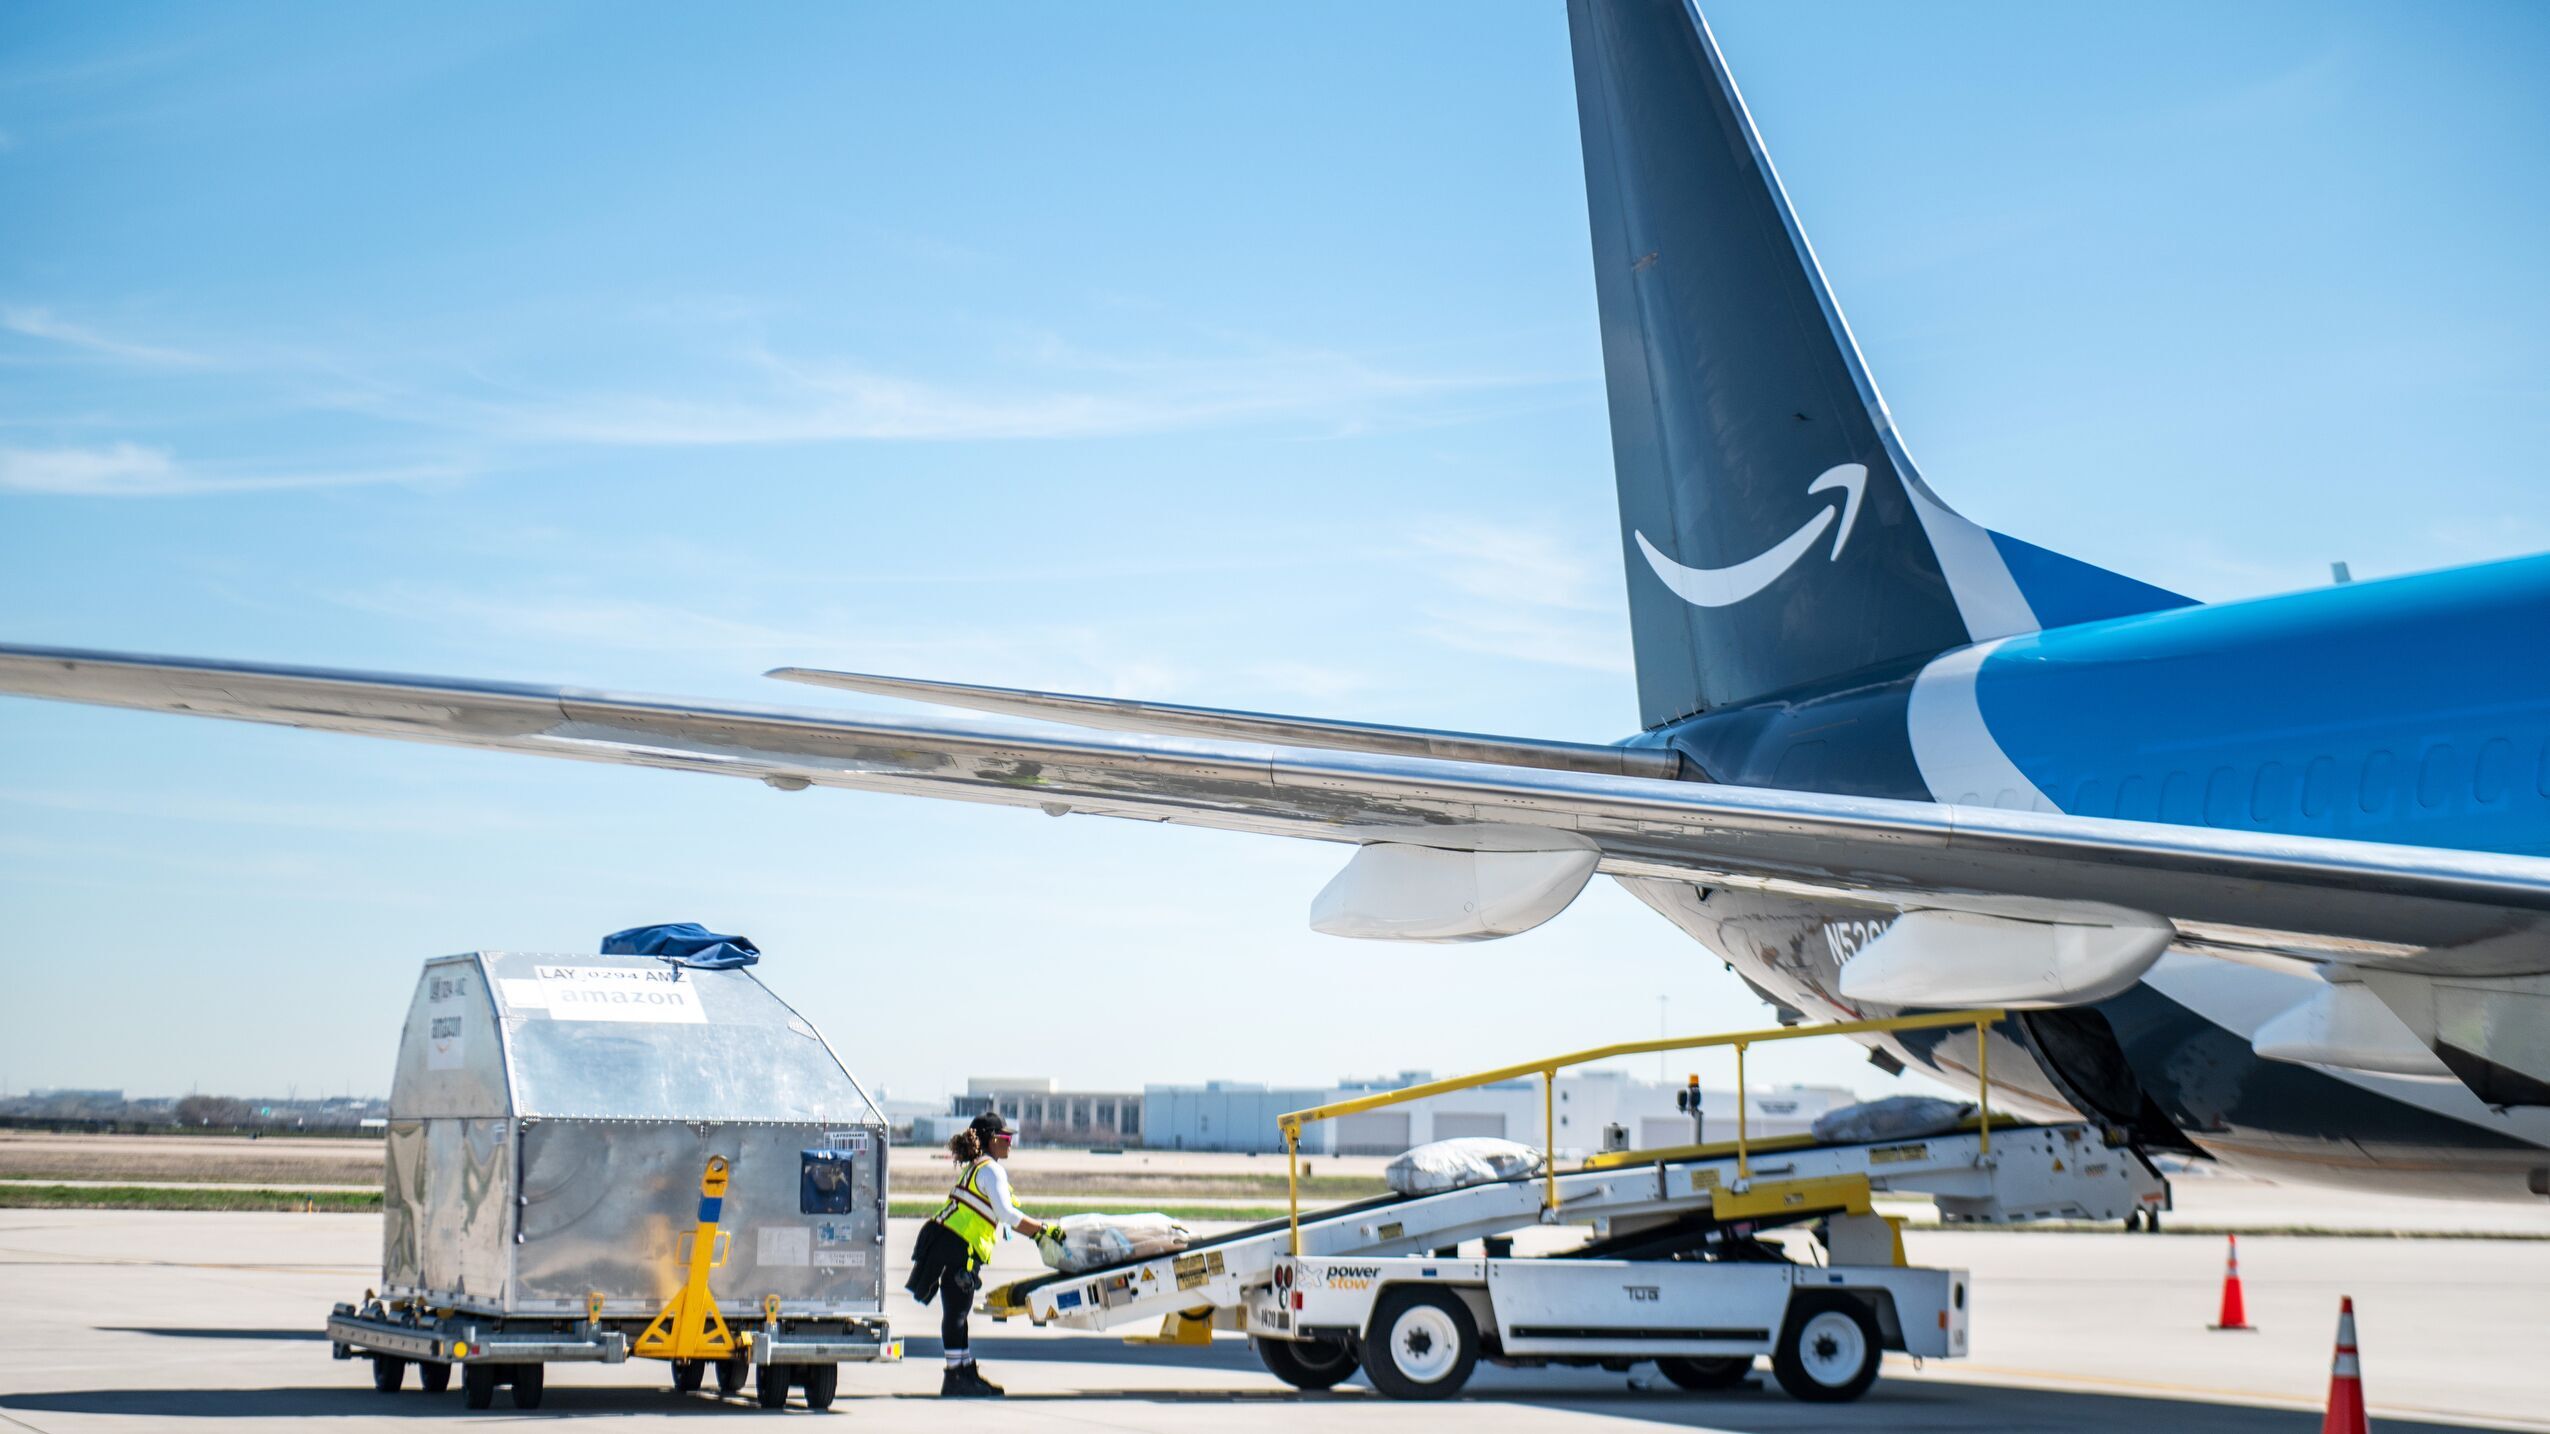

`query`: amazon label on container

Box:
[500,965,706,1024]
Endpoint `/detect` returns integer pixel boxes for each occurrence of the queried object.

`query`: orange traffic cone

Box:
[2321,1296,2368,1434]
[2209,1234,2255,1330]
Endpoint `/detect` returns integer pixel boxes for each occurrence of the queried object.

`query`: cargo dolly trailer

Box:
[324,952,900,1410]
[990,1010,2169,1403]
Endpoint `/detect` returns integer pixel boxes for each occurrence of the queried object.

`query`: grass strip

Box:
[0,1184,1299,1223]
[887,1199,1301,1223]
[18,1185,2528,1241]
[1902,1220,2550,1241]
[889,1173,1388,1200]
[0,1183,381,1213]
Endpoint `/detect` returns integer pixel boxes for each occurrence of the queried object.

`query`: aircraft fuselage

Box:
[1629,553,2550,1200]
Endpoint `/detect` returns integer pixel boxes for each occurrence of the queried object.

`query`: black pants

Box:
[938,1259,980,1355]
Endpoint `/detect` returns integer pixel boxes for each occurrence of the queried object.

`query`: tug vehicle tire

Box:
[1771,1294,1880,1403]
[1360,1287,1479,1401]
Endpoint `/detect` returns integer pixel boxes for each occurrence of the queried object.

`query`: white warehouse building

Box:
[1141,1070,1860,1158]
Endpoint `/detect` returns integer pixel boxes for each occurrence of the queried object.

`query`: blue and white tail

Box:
[1567,0,2187,728]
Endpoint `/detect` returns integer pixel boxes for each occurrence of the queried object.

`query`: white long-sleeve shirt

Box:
[972,1157,1028,1231]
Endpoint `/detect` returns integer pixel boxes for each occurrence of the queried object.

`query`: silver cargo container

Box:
[380,951,887,1322]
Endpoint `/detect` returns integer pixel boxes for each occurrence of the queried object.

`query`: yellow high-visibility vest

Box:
[935,1157,999,1264]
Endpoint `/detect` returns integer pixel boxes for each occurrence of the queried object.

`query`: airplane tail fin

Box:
[1567,1,2186,727]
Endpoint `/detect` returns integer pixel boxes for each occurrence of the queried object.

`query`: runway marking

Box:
[0,1248,365,1273]
[1916,1361,2550,1433]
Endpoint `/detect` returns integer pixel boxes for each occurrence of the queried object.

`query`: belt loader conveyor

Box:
[987,1120,2167,1401]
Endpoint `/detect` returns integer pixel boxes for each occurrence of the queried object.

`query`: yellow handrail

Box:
[1277,1008,2004,1254]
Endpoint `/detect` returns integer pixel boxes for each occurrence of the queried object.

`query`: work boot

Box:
[939,1364,1004,1398]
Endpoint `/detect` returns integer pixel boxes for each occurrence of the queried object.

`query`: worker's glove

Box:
[1034,1225,1065,1253]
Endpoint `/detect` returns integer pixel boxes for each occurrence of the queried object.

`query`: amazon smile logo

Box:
[1635,463,1867,608]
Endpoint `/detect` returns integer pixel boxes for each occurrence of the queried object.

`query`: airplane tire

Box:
[1360,1287,1478,1400]
[1253,1334,1360,1390]
[1655,1355,1752,1391]
[1771,1294,1880,1403]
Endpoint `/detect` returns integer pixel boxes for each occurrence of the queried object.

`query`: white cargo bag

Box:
[1810,1095,1975,1145]
[1384,1137,1546,1196]
[1039,1212,1194,1273]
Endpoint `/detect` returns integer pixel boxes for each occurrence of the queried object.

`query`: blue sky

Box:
[4,2,2547,1104]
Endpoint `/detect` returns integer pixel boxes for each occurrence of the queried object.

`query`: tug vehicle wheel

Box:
[755,1362,792,1409]
[1655,1355,1751,1390]
[670,1359,705,1394]
[462,1362,497,1409]
[417,1360,452,1394]
[715,1356,749,1396]
[800,1362,839,1410]
[1253,1333,1360,1390]
[1771,1294,1880,1403]
[368,1355,406,1392]
[508,1363,545,1409]
[1361,1287,1478,1400]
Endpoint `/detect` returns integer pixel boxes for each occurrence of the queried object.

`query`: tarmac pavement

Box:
[1,1210,2543,1432]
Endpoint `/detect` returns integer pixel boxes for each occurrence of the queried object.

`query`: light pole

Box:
[1657,995,1669,1081]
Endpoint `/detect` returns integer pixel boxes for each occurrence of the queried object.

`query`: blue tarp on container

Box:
[600,922,761,970]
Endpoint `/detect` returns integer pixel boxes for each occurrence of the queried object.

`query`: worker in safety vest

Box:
[907,1110,1057,1398]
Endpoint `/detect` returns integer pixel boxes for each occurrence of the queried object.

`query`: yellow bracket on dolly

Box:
[634,1155,738,1361]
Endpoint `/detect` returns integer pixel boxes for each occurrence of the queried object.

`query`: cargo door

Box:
[1432,1113,1508,1140]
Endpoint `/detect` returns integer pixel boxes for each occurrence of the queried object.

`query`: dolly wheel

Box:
[508,1363,546,1409]
[1655,1355,1751,1391]
[1253,1334,1360,1390]
[715,1355,749,1396]
[800,1362,839,1410]
[418,1361,452,1394]
[462,1362,497,1410]
[1361,1287,1479,1400]
[670,1359,705,1394]
[369,1354,406,1392]
[755,1362,792,1409]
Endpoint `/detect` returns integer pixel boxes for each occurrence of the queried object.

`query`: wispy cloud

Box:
[3,307,204,366]
[0,442,464,496]
[1411,517,1632,673]
[0,786,557,837]
[487,341,1554,447]
[0,297,1564,504]
[1416,519,1614,611]
[1418,607,1632,674]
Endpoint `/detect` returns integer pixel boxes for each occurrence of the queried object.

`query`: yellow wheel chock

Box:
[1127,1306,1217,1346]
[635,1155,738,1362]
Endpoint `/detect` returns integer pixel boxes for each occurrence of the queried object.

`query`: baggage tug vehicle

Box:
[993,1011,2165,1402]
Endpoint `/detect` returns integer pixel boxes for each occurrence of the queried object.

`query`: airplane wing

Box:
[3,643,2544,1097]
[764,665,1687,780]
